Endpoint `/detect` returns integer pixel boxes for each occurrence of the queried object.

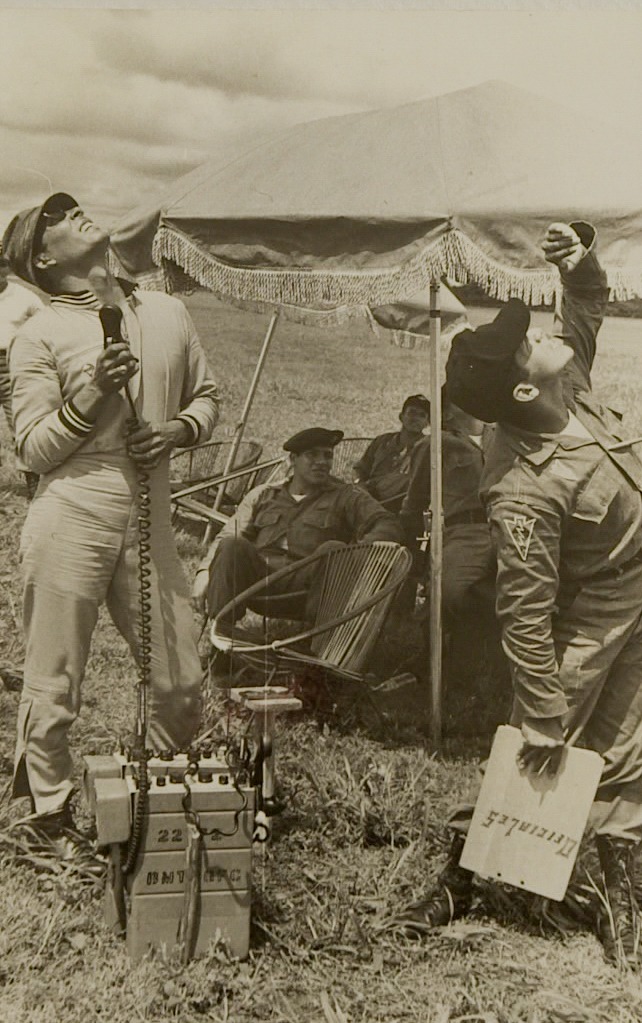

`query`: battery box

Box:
[83,748,255,962]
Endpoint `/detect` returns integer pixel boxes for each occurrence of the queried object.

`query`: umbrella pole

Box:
[207,310,280,536]
[428,282,443,746]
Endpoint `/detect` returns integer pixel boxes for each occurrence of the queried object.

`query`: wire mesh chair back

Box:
[331,437,373,482]
[170,439,262,506]
[171,439,262,486]
[309,542,411,676]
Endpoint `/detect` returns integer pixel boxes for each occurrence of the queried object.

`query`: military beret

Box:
[283,428,344,455]
[2,192,77,292]
[401,394,431,414]
[445,299,530,423]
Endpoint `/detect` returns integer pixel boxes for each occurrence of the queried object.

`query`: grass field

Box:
[0,294,642,1023]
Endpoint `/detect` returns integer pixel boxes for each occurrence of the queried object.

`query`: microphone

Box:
[99,304,125,348]
[98,303,139,420]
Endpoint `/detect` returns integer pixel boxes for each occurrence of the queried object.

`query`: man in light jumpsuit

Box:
[2,192,219,859]
[400,223,642,967]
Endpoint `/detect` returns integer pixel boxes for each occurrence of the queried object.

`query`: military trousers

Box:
[207,536,345,623]
[545,558,642,841]
[450,558,642,844]
[440,523,496,624]
[419,523,497,632]
[15,469,202,816]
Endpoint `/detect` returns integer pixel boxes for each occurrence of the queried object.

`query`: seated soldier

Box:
[353,394,431,512]
[192,427,401,624]
[399,393,496,633]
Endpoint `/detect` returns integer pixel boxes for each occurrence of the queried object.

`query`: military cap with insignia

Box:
[445,299,531,423]
[283,428,344,455]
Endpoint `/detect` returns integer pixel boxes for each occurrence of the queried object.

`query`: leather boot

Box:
[397,832,473,934]
[596,834,641,968]
[11,798,105,875]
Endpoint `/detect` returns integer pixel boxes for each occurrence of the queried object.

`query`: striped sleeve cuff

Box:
[57,399,95,437]
[176,414,200,446]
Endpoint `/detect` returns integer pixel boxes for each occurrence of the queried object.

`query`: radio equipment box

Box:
[83,748,254,961]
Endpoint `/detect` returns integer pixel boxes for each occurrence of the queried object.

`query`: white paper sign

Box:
[460,726,604,901]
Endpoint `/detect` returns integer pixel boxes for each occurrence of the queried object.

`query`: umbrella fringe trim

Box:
[447,231,642,302]
[146,224,641,305]
[152,224,451,307]
[108,245,400,328]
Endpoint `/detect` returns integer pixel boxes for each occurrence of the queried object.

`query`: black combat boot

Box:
[12,797,104,874]
[397,832,473,935]
[596,834,641,968]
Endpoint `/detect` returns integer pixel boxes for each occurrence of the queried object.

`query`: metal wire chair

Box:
[170,439,263,503]
[331,437,373,482]
[210,541,412,682]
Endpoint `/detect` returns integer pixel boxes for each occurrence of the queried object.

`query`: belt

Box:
[445,508,487,529]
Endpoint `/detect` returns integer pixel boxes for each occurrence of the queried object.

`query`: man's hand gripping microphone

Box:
[98,304,139,419]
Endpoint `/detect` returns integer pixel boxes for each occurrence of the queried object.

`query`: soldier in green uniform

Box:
[193,427,400,623]
[400,223,642,967]
[400,396,494,631]
[353,394,431,512]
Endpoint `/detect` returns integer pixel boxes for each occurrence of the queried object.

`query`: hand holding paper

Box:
[518,716,565,777]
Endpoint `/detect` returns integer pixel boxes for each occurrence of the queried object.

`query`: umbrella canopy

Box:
[111,79,642,310]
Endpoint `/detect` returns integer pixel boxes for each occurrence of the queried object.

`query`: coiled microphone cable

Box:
[99,304,152,873]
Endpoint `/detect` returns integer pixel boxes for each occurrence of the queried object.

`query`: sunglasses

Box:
[32,196,80,259]
[39,191,79,227]
[40,205,78,228]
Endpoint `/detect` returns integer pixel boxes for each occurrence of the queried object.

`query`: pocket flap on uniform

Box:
[572,461,620,524]
[253,507,282,528]
[450,450,477,469]
[302,508,332,528]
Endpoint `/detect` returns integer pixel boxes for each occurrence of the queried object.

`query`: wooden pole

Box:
[428,282,443,747]
[203,310,281,544]
[212,309,280,513]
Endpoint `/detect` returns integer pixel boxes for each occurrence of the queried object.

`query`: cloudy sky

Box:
[1,6,642,232]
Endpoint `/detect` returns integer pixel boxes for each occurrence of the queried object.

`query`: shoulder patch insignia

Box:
[504,514,536,561]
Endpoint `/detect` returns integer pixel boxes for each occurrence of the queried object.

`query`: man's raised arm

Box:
[542,220,609,396]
